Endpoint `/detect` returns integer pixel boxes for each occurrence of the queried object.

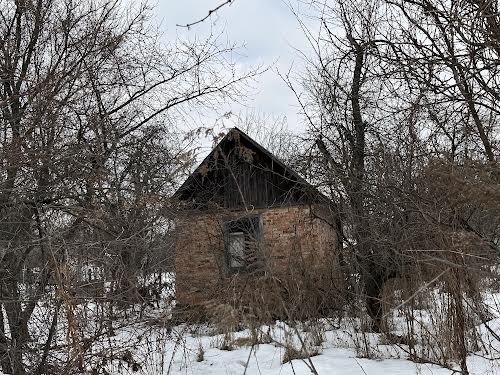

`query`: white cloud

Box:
[154,0,319,134]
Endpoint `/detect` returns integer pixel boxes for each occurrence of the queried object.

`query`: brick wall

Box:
[174,204,340,311]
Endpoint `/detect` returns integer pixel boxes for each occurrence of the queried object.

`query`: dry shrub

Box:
[210,264,346,326]
[196,343,205,362]
[281,329,321,364]
[302,320,326,347]
[282,345,320,364]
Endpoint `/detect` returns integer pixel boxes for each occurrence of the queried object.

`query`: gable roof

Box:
[173,127,329,209]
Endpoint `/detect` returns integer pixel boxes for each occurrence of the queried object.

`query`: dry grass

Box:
[282,346,320,364]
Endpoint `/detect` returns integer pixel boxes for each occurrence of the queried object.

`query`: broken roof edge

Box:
[172,127,333,204]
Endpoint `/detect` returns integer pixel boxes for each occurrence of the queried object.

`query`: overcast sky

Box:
[155,0,317,135]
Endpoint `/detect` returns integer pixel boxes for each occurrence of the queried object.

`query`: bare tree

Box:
[288,0,499,344]
[385,0,499,162]
[0,0,258,373]
[177,0,237,29]
[284,0,400,331]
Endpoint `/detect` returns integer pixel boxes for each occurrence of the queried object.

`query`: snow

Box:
[96,312,500,374]
[95,289,500,375]
[169,345,451,375]
[5,275,499,374]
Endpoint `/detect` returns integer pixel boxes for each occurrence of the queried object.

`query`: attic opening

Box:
[224,215,263,274]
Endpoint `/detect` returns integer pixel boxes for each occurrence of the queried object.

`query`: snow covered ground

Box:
[96,293,500,374]
[3,277,499,374]
[98,316,500,375]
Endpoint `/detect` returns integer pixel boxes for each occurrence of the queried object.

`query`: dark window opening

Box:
[224,215,262,274]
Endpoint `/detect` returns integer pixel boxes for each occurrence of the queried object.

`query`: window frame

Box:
[223,215,262,275]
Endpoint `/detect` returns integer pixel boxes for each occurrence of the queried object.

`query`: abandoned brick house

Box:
[173,128,342,314]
